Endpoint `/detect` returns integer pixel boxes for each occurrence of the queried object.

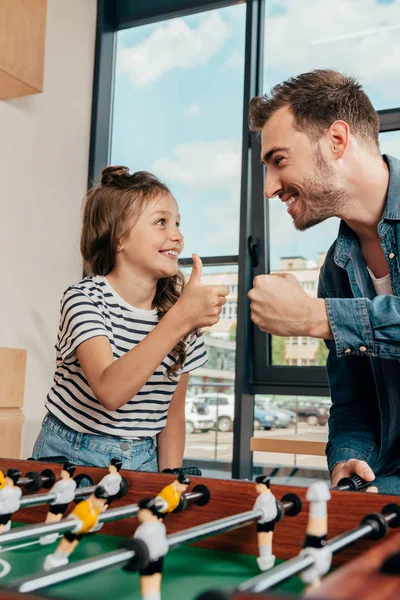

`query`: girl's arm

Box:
[156,373,189,472]
[76,309,188,411]
[76,258,227,411]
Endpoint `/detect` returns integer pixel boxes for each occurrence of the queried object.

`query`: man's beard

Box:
[291,146,350,231]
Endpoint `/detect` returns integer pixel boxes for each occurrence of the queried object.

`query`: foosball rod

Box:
[10,494,301,594]
[18,486,98,509]
[0,486,208,548]
[225,503,400,595]
[17,470,56,493]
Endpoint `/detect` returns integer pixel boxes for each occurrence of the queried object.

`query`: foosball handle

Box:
[162,465,202,476]
[336,474,371,491]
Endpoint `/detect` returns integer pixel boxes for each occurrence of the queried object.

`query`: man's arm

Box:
[323,295,400,359]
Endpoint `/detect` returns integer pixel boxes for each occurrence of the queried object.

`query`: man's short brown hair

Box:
[249,69,379,148]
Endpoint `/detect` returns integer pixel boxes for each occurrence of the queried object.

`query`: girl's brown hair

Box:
[81,166,189,378]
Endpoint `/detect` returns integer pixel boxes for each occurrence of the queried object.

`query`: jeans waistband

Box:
[44,411,154,447]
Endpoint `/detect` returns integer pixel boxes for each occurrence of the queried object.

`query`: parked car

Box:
[193,393,235,432]
[255,397,296,428]
[185,401,214,434]
[253,408,276,431]
[275,398,330,426]
[193,393,279,432]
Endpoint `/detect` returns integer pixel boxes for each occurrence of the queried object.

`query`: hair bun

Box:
[101,165,130,187]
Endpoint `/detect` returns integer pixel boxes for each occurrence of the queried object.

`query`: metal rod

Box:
[239,554,315,592]
[10,507,265,593]
[0,490,204,547]
[16,550,134,594]
[17,478,33,487]
[167,509,264,550]
[234,511,398,594]
[19,486,98,509]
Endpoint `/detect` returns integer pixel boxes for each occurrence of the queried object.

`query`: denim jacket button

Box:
[389,252,395,259]
[344,348,351,354]
[359,345,367,352]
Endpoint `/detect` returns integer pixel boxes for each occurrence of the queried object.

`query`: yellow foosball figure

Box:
[155,470,190,517]
[43,485,109,571]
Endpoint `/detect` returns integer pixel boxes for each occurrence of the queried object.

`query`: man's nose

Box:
[264,169,282,199]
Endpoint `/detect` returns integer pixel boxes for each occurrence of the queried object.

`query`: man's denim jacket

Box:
[318,155,400,477]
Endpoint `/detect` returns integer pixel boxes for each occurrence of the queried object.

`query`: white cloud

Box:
[152,138,242,189]
[152,138,242,249]
[203,190,240,251]
[117,12,230,88]
[224,50,245,68]
[184,103,201,117]
[264,0,400,100]
[225,4,246,20]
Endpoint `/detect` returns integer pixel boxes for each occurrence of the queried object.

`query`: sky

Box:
[111,0,400,270]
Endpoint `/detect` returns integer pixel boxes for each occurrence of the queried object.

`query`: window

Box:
[109,4,245,474]
[252,394,330,476]
[263,0,400,112]
[111,4,246,258]
[254,0,400,380]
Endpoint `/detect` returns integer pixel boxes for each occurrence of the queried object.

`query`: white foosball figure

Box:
[40,462,77,545]
[0,469,22,537]
[90,458,123,532]
[300,481,332,592]
[133,497,169,600]
[253,476,278,571]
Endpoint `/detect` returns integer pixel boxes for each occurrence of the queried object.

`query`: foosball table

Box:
[1,458,400,600]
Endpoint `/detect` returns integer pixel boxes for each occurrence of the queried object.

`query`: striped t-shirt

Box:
[46,276,207,438]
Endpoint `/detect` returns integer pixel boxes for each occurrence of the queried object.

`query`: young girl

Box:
[32,166,229,472]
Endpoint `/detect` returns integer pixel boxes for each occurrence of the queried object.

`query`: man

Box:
[248,69,400,494]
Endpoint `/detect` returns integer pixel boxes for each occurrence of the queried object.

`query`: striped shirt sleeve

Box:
[183,331,207,373]
[57,287,108,362]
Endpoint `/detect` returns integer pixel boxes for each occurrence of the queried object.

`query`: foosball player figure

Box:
[43,485,109,571]
[90,458,123,532]
[253,476,278,570]
[133,497,168,600]
[155,470,190,517]
[300,481,332,593]
[0,469,22,535]
[40,462,77,545]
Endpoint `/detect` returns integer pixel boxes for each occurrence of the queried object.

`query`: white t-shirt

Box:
[0,486,22,515]
[46,276,207,438]
[134,520,168,561]
[253,492,278,523]
[366,267,393,296]
[50,479,77,505]
[98,473,121,497]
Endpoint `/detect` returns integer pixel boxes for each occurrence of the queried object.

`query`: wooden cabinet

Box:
[0,347,26,457]
[0,0,47,100]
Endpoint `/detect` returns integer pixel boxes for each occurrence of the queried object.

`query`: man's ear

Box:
[327,120,350,159]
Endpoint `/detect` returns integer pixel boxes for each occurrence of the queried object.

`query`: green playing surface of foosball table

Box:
[0,527,305,599]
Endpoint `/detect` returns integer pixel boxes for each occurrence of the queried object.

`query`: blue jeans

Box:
[32,412,158,472]
[372,474,400,495]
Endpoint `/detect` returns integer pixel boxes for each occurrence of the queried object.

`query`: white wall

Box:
[0,0,97,457]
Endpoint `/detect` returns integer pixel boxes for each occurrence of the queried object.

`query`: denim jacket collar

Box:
[334,154,400,269]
